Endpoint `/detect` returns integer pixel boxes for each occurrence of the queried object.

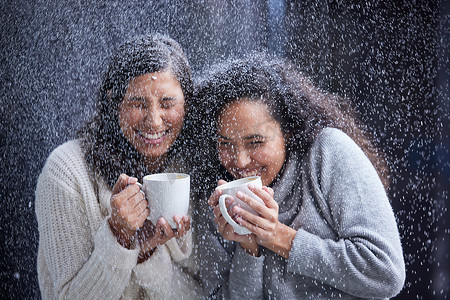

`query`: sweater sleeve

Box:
[195,214,265,299]
[35,143,139,299]
[286,128,406,298]
[227,245,265,299]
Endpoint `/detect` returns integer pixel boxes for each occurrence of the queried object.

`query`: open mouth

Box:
[138,130,168,144]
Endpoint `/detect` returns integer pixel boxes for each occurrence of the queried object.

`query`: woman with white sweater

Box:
[35,34,201,299]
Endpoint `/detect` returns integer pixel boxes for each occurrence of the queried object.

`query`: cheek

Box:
[119,107,143,127]
[218,149,231,166]
[254,145,285,167]
[166,107,185,127]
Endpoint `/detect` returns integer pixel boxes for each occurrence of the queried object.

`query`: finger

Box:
[128,189,146,209]
[208,188,223,207]
[136,202,149,219]
[235,191,278,222]
[159,218,174,238]
[140,208,150,221]
[232,204,268,230]
[173,215,184,236]
[262,186,274,198]
[124,184,143,199]
[213,204,222,219]
[114,184,142,208]
[135,208,149,229]
[248,184,277,209]
[235,215,263,236]
[112,174,137,195]
[183,216,191,232]
[235,191,266,213]
[216,215,228,234]
[218,179,227,186]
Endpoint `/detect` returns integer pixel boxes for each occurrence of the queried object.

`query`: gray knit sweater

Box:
[194,128,405,299]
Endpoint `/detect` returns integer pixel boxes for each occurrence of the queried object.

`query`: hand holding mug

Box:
[216,176,264,235]
[136,215,190,263]
[109,174,149,248]
[208,180,247,242]
[231,184,297,259]
[209,177,262,256]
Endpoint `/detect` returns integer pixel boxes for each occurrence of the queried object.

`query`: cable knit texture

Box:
[194,128,406,299]
[36,139,201,299]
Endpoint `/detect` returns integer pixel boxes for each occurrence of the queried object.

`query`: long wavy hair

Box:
[78,33,193,188]
[194,54,389,190]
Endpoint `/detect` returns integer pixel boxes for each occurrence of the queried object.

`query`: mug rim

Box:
[143,172,190,181]
[215,176,260,190]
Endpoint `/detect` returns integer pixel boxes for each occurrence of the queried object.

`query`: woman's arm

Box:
[35,144,139,299]
[286,128,406,298]
[202,183,265,299]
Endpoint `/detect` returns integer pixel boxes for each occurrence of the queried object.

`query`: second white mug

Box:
[216,176,263,235]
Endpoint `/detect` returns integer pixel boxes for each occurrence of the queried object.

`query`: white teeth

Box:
[239,168,262,178]
[141,131,165,140]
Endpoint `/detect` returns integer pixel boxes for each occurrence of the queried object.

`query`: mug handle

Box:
[135,182,149,214]
[135,182,146,197]
[218,194,251,235]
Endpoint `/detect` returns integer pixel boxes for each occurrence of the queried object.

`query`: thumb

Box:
[218,179,228,186]
[112,174,137,194]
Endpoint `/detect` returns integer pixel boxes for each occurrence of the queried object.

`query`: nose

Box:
[234,148,251,168]
[144,105,163,128]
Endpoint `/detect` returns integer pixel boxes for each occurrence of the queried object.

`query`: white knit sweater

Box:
[35,140,201,299]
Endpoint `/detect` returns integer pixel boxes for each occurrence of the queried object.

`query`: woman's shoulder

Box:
[41,139,88,179]
[309,127,378,176]
[315,127,355,146]
[46,139,84,164]
[312,127,363,156]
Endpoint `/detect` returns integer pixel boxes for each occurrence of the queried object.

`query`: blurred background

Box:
[1,0,448,299]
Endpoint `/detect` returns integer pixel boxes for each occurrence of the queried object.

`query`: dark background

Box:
[1,1,448,299]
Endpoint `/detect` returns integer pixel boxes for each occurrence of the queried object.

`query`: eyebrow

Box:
[244,134,264,140]
[161,96,177,101]
[216,134,264,140]
[216,134,230,140]
[126,96,145,102]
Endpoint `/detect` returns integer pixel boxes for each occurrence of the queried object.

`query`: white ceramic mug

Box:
[217,176,263,235]
[140,173,190,228]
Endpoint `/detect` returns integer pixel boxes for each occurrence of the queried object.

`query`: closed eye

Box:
[160,97,177,108]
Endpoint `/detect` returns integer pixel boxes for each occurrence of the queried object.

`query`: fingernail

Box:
[248,183,255,189]
[225,197,233,206]
[236,191,244,198]
[233,206,241,214]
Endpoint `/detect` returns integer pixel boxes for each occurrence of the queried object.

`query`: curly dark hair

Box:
[77,33,193,188]
[194,54,389,189]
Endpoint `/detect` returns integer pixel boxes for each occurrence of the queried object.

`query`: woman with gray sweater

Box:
[193,55,405,299]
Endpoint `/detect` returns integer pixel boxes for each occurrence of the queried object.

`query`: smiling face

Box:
[119,71,185,162]
[216,99,287,186]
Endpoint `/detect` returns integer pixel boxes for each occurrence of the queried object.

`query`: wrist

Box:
[240,241,260,257]
[137,247,156,264]
[109,218,135,249]
[263,224,296,259]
